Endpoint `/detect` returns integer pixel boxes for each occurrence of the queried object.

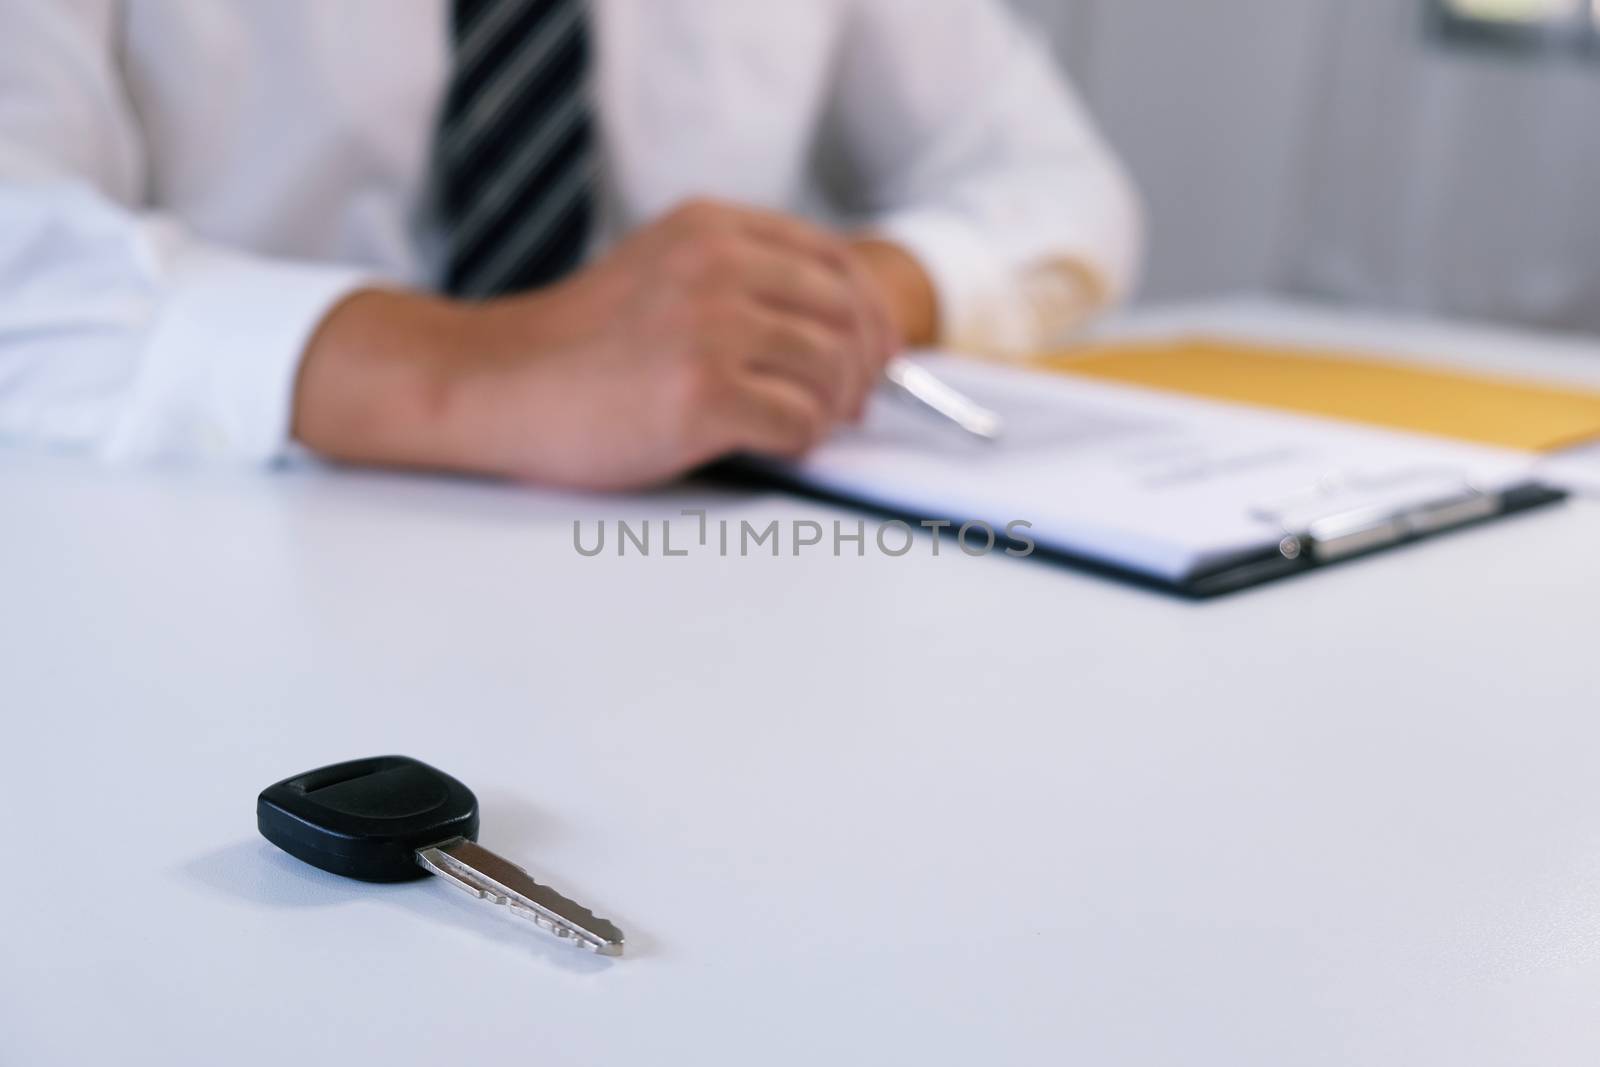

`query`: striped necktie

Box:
[438,0,597,299]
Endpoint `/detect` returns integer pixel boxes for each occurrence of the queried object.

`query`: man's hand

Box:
[848,238,939,349]
[294,199,930,489]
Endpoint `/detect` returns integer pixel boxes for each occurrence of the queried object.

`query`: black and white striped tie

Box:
[438,0,597,299]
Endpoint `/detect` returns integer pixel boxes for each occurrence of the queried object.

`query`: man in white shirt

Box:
[0,0,1141,489]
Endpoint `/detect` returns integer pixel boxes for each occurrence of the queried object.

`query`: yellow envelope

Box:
[1035,338,1600,452]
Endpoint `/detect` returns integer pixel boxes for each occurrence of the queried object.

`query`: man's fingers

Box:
[667,198,894,425]
[840,246,900,365]
[670,197,846,276]
[734,250,880,420]
[741,306,854,420]
[728,376,830,460]
[727,203,853,272]
[718,205,895,421]
[737,245,861,332]
[835,248,899,419]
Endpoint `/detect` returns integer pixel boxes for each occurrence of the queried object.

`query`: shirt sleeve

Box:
[0,0,370,464]
[826,0,1145,353]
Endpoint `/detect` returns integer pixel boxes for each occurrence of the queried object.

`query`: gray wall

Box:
[1016,0,1600,333]
[1014,0,1325,302]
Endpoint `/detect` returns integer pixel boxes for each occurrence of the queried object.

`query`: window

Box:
[1431,0,1600,54]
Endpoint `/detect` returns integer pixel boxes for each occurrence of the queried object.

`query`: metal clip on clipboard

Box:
[1174,469,1566,597]
[1251,468,1515,564]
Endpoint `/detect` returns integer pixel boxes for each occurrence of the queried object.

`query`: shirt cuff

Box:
[873,202,1140,354]
[104,241,373,465]
[872,209,1031,353]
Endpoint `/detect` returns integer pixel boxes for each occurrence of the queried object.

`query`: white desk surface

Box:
[4,297,1600,1066]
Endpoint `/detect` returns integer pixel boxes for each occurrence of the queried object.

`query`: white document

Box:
[784,354,1546,586]
[1542,442,1600,498]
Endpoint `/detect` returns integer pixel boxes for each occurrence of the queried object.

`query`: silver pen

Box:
[884,356,1004,441]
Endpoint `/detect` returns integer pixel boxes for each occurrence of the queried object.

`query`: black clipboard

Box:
[710,462,1567,599]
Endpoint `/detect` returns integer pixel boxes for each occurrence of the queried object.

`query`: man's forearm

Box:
[291,288,487,471]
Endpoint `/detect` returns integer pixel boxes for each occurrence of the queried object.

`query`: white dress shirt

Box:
[0,0,1142,464]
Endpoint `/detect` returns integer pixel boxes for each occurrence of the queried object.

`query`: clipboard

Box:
[745,464,1564,598]
[750,353,1568,598]
[1157,477,1563,597]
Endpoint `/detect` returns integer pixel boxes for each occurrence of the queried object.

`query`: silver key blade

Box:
[416,837,625,956]
[885,357,1004,441]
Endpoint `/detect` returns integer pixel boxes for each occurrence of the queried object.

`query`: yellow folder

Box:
[1035,338,1600,453]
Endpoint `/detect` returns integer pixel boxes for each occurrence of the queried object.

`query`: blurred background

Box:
[1013,0,1600,333]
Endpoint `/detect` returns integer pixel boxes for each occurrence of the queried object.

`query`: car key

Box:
[257,755,625,956]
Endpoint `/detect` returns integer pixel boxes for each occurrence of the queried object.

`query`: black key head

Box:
[257,755,480,882]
